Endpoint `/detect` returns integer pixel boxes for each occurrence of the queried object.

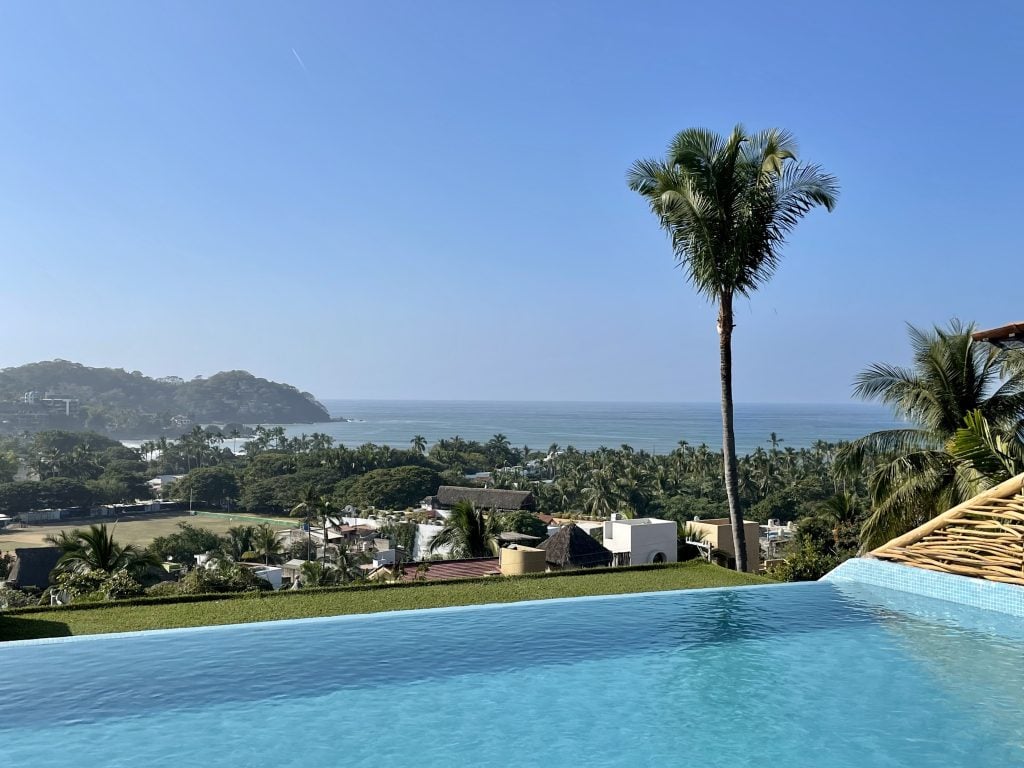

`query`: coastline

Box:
[119,401,899,456]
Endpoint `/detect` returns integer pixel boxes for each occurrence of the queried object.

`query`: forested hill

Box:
[0,361,330,426]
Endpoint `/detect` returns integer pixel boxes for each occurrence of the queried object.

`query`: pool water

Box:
[2,581,1023,767]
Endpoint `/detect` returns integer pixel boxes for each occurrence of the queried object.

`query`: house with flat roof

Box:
[603,517,678,567]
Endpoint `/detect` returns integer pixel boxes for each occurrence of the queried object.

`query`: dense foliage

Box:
[837,322,1024,549]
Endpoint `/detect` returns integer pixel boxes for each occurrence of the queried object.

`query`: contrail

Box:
[292,48,308,72]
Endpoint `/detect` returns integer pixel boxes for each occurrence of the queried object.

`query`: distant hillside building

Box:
[429,486,536,513]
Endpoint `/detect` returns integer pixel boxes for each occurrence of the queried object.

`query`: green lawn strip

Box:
[192,510,294,526]
[0,562,768,641]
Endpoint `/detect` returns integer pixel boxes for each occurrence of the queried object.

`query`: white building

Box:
[602,517,678,567]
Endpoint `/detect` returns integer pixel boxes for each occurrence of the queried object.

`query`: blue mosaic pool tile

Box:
[823,558,1024,618]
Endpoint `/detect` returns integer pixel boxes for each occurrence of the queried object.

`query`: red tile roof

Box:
[973,322,1024,343]
[397,557,500,582]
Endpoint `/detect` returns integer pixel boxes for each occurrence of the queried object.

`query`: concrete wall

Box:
[603,519,678,564]
[689,519,761,573]
[499,546,547,576]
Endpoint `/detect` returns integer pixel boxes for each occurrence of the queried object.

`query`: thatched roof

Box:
[435,486,535,511]
[871,473,1024,585]
[538,523,612,568]
[7,547,61,591]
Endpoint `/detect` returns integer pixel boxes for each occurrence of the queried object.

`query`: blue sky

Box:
[1,1,1020,402]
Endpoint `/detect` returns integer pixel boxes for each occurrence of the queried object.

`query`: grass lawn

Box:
[0,511,292,551]
[0,561,770,642]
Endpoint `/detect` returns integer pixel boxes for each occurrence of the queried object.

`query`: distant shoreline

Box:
[114,401,900,456]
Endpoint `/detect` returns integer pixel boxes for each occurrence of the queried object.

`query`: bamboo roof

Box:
[870,473,1024,585]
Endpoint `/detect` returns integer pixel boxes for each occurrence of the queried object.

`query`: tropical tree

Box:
[221,525,257,562]
[250,523,285,565]
[291,485,334,564]
[837,321,1024,549]
[299,559,340,588]
[628,125,838,570]
[428,500,499,558]
[410,435,427,455]
[52,523,159,576]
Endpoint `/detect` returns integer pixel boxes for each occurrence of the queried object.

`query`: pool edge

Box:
[823,558,1024,618]
[0,579,808,648]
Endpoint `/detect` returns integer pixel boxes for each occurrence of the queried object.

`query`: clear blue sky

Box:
[1,1,1020,402]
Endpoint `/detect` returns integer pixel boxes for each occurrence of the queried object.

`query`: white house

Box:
[602,517,678,567]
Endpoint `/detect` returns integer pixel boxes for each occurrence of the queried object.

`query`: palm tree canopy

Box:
[854,320,1024,436]
[838,321,1024,549]
[53,523,159,575]
[627,125,838,301]
[428,500,499,559]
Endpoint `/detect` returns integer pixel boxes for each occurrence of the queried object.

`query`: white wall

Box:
[603,519,678,564]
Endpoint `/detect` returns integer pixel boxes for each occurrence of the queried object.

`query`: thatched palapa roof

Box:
[538,523,612,569]
[435,486,535,511]
[7,547,62,591]
[871,473,1024,585]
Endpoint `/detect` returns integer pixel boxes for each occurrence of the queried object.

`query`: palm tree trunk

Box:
[718,294,748,572]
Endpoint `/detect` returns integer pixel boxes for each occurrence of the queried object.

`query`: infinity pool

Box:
[2,581,1023,767]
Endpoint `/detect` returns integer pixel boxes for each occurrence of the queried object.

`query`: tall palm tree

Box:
[291,485,334,564]
[428,500,499,559]
[628,125,838,570]
[837,321,1024,549]
[410,435,427,456]
[52,524,159,576]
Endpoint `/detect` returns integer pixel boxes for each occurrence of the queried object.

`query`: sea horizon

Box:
[265,399,905,456]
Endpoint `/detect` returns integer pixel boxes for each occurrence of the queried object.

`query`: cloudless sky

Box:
[1,1,1021,402]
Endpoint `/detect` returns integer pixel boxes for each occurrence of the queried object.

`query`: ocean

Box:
[267,400,903,456]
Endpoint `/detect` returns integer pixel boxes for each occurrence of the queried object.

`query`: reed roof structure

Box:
[538,523,613,569]
[434,486,536,511]
[871,473,1024,585]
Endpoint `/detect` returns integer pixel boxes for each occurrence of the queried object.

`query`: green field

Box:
[0,511,293,551]
[0,561,769,641]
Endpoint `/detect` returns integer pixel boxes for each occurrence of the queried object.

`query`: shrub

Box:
[496,511,548,539]
[145,581,183,598]
[0,587,37,610]
[53,569,106,600]
[767,550,840,582]
[178,564,273,595]
[149,523,225,564]
[101,570,145,600]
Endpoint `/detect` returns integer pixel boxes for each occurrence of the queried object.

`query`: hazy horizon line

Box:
[318,397,881,407]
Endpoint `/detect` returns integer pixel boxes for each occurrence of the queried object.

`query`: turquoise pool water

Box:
[2,581,1023,767]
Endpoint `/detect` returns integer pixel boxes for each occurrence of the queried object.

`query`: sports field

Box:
[0,512,294,551]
